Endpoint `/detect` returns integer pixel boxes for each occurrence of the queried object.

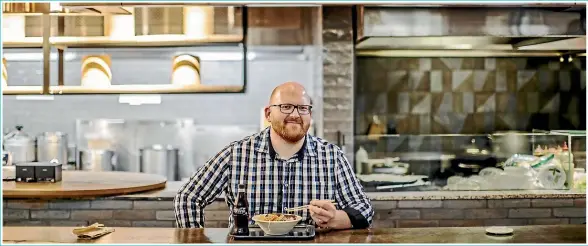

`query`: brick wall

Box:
[322,6,355,161]
[4,198,584,228]
[371,198,586,228]
[3,199,229,228]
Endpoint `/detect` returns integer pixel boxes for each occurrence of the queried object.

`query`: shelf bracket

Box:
[57,15,65,86]
[241,5,248,94]
[42,13,51,94]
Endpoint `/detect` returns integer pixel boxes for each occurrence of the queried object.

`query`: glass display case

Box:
[354,131,584,192]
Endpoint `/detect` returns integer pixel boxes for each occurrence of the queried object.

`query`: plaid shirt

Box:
[174,127,373,229]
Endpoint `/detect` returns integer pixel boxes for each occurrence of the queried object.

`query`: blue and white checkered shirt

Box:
[174,127,373,229]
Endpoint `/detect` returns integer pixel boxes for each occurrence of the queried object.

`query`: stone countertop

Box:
[104,181,586,201]
[370,189,586,200]
[3,225,586,244]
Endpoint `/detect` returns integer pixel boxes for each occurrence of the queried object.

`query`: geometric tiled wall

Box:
[356,57,586,134]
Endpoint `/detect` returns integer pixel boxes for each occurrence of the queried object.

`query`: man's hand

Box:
[308,200,352,230]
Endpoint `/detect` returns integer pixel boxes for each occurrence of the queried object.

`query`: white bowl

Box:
[252,214,302,235]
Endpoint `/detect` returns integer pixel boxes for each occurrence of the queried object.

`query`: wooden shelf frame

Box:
[2,6,249,95]
[2,34,244,48]
[2,84,244,95]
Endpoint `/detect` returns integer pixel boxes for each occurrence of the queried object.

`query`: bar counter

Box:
[3,181,586,228]
[3,225,586,244]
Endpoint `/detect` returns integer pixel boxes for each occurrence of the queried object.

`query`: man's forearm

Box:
[333,210,353,230]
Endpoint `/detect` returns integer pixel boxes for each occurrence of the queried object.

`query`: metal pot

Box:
[3,125,36,164]
[490,131,529,158]
[139,145,179,181]
[36,132,68,164]
[450,138,498,177]
[78,149,117,171]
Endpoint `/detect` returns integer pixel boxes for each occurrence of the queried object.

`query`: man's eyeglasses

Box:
[270,104,312,115]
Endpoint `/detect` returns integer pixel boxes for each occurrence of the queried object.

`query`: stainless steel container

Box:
[67,144,77,164]
[78,149,117,171]
[3,126,36,164]
[36,132,68,164]
[490,132,529,158]
[139,145,179,181]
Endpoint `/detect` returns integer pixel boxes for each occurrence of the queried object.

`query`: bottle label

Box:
[234,207,247,215]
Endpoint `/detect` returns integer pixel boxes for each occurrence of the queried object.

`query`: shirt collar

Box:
[256,127,316,161]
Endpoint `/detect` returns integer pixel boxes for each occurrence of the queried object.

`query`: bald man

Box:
[174,82,373,230]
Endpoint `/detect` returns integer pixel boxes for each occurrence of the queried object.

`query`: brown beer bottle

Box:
[233,184,249,235]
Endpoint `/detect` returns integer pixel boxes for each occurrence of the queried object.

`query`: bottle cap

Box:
[238,184,246,189]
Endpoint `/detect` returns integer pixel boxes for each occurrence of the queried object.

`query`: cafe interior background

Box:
[1,2,586,228]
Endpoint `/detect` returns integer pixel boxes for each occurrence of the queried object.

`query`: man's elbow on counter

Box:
[173,191,190,228]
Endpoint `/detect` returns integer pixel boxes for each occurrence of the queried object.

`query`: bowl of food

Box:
[252,213,302,235]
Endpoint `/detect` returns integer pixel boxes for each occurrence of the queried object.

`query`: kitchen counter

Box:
[113,181,586,201]
[3,225,585,244]
[2,169,584,201]
[3,171,166,199]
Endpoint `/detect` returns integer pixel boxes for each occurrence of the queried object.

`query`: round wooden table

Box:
[3,170,167,199]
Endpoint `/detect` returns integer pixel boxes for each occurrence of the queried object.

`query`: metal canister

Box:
[36,132,68,164]
[78,149,117,171]
[139,145,179,181]
[3,125,36,164]
[67,144,77,165]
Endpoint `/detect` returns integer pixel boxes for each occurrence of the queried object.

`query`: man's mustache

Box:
[284,117,303,124]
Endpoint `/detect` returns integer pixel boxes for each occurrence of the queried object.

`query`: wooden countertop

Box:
[3,171,167,199]
[3,225,585,244]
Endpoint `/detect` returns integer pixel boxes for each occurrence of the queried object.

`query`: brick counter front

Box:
[3,182,585,228]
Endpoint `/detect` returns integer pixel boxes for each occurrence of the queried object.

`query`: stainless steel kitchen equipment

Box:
[490,132,530,159]
[78,149,117,171]
[76,119,258,179]
[3,125,36,164]
[67,144,77,164]
[139,145,179,181]
[450,138,499,177]
[62,144,77,170]
[15,161,63,183]
[36,132,68,164]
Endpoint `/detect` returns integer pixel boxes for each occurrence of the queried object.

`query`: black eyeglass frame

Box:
[270,104,313,115]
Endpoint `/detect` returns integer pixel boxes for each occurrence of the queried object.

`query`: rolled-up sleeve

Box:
[174,144,232,228]
[334,148,374,229]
